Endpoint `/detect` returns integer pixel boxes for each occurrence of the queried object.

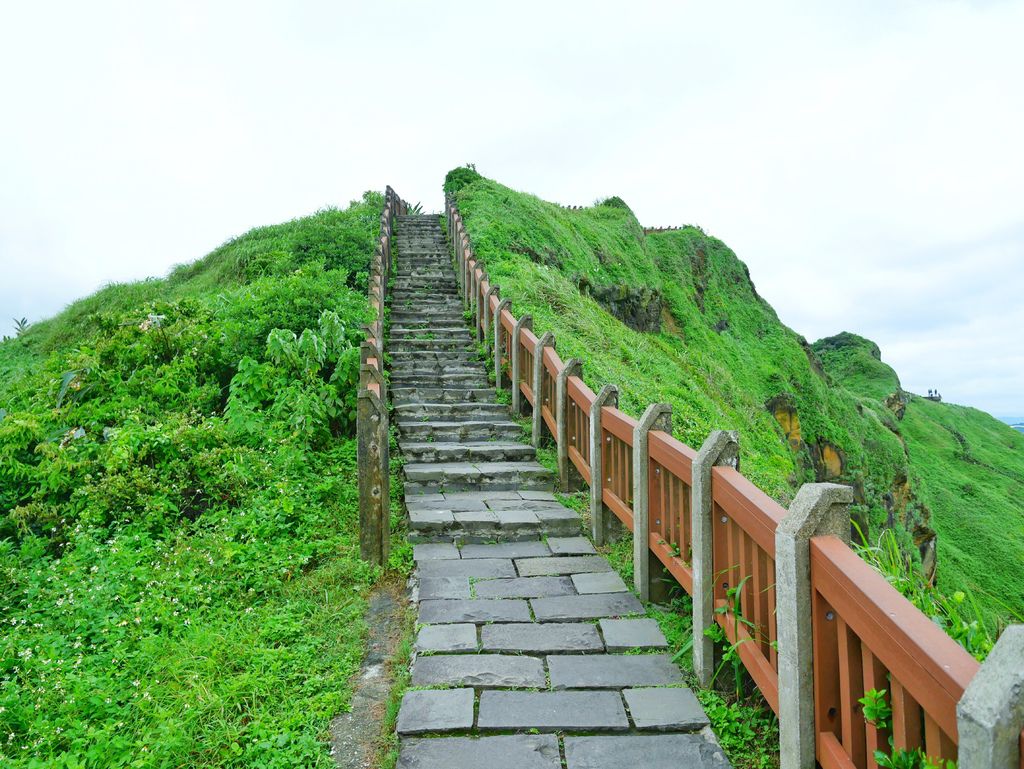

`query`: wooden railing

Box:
[357,185,407,566]
[445,195,1024,769]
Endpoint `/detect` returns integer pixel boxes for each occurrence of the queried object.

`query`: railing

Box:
[445,194,1024,769]
[357,185,407,566]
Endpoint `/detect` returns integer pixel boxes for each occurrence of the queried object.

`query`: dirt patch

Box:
[329,576,409,769]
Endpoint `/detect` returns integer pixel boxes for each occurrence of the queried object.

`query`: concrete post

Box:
[531,332,555,447]
[632,403,672,602]
[494,299,511,389]
[483,285,500,348]
[775,483,854,769]
[957,625,1024,769]
[556,358,583,493]
[691,430,740,685]
[510,315,533,416]
[357,380,390,566]
[589,385,622,546]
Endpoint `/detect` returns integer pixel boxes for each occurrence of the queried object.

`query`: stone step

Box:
[391,349,481,362]
[390,376,492,389]
[394,402,510,421]
[401,441,536,463]
[408,503,580,543]
[403,460,553,493]
[390,325,470,335]
[397,420,523,442]
[390,386,494,404]
[390,340,474,353]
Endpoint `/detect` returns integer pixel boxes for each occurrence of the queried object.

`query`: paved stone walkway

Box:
[390,215,730,769]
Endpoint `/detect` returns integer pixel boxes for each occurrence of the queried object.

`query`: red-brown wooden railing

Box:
[444,195,1023,769]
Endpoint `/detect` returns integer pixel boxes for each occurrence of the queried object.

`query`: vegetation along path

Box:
[388,214,731,768]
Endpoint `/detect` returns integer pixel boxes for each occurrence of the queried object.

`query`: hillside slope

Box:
[815,333,1024,624]
[0,193,396,765]
[447,168,1021,624]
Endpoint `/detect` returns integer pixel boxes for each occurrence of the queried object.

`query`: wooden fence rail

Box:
[444,195,1024,769]
[357,185,407,566]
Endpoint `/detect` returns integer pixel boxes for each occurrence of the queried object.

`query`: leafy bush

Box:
[0,195,389,765]
[442,165,483,196]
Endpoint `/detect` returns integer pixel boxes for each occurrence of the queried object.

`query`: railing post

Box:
[357,371,391,566]
[511,315,532,416]
[775,483,853,769]
[957,625,1024,769]
[483,285,500,348]
[589,384,621,546]
[494,299,511,389]
[476,274,489,343]
[555,358,583,493]
[531,332,555,447]
[632,403,672,602]
[691,430,740,685]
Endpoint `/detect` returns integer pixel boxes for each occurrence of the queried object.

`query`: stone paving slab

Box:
[412,654,546,688]
[599,618,669,652]
[413,542,460,560]
[531,592,643,621]
[416,624,478,653]
[624,687,710,731]
[564,734,730,769]
[477,690,628,731]
[481,622,604,653]
[570,571,629,594]
[548,536,597,555]
[548,654,684,689]
[418,598,531,624]
[397,735,561,769]
[408,509,454,533]
[473,576,575,598]
[418,558,515,579]
[396,688,474,735]
[460,541,551,559]
[418,576,472,600]
[515,555,612,577]
[452,511,499,532]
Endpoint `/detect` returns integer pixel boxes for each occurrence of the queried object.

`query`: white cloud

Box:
[0,0,1021,415]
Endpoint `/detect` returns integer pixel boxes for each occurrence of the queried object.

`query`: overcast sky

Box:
[1,1,1021,416]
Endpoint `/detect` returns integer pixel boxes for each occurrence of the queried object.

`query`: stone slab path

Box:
[390,215,730,769]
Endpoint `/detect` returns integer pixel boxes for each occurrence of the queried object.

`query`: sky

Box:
[1,0,1022,416]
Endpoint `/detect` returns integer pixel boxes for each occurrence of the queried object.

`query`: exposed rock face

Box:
[811,440,845,480]
[577,276,662,333]
[765,395,846,480]
[886,389,910,421]
[766,395,802,451]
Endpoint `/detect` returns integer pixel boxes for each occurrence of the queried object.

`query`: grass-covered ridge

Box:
[0,193,405,766]
[449,169,1021,626]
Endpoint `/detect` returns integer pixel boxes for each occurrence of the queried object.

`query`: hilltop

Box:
[446,167,1023,625]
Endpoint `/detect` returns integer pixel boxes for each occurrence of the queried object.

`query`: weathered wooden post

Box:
[691,430,740,685]
[957,625,1024,769]
[632,403,672,602]
[531,332,555,447]
[511,315,532,416]
[483,285,500,349]
[494,299,511,390]
[775,483,853,769]
[589,384,621,545]
[555,358,583,492]
[357,367,391,566]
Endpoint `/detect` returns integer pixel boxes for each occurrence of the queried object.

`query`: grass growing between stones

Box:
[0,194,406,766]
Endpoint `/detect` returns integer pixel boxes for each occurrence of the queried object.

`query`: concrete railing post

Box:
[556,358,583,493]
[531,332,555,447]
[510,315,533,416]
[691,430,740,685]
[632,403,672,602]
[957,625,1024,769]
[483,285,500,348]
[494,299,511,389]
[589,384,620,546]
[775,483,854,769]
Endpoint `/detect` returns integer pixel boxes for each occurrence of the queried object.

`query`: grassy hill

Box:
[447,167,1022,629]
[0,193,404,766]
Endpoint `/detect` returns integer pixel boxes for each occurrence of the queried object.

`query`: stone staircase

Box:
[390,214,578,542]
[388,215,730,769]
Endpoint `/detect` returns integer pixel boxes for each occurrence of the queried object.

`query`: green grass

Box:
[0,192,398,766]
[449,169,1021,628]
